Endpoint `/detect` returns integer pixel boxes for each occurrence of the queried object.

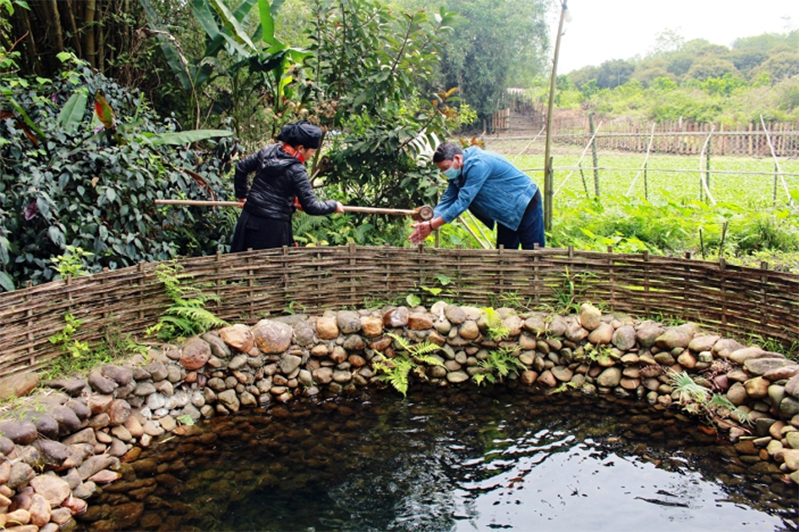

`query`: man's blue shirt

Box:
[433,147,539,231]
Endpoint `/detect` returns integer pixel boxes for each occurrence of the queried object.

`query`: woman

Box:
[230,121,344,252]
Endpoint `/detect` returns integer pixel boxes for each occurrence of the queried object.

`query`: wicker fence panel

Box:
[1,246,797,380]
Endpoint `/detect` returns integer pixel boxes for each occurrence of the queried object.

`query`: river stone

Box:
[334,311,361,334]
[786,375,799,398]
[784,449,799,471]
[88,370,118,394]
[612,325,636,351]
[144,360,168,381]
[341,335,364,352]
[597,367,622,388]
[536,370,557,388]
[217,389,240,412]
[201,332,231,358]
[522,315,546,335]
[180,337,211,370]
[688,335,720,353]
[409,312,433,331]
[313,367,333,385]
[565,319,589,343]
[788,431,799,449]
[517,333,537,350]
[21,412,58,440]
[551,366,573,382]
[29,474,71,506]
[383,307,409,327]
[677,352,697,369]
[636,322,664,348]
[360,316,383,337]
[35,440,70,467]
[48,406,81,436]
[447,371,469,384]
[728,347,768,365]
[218,324,255,352]
[744,358,797,375]
[279,354,302,375]
[547,316,569,337]
[764,365,799,381]
[655,325,694,350]
[442,305,465,325]
[333,370,352,384]
[252,320,293,354]
[459,321,480,340]
[780,396,799,418]
[502,315,523,337]
[45,377,87,396]
[0,372,39,401]
[520,370,538,385]
[588,322,613,345]
[108,399,131,426]
[743,377,770,399]
[579,303,601,330]
[101,365,133,386]
[712,338,745,358]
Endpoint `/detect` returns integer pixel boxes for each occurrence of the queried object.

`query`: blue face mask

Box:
[443,166,461,180]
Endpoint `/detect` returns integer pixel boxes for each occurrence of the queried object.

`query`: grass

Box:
[477,142,800,272]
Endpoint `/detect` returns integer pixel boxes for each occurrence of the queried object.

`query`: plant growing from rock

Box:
[146,262,228,341]
[45,312,117,379]
[372,333,443,397]
[481,307,510,341]
[668,370,752,427]
[473,347,526,386]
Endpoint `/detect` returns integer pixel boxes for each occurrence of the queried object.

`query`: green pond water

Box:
[78,387,798,532]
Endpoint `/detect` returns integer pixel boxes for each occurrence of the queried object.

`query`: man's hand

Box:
[409,220,434,244]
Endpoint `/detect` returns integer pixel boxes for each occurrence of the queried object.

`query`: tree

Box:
[595,59,636,89]
[437,0,549,122]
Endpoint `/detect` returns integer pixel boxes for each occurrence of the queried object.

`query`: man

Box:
[409,142,545,249]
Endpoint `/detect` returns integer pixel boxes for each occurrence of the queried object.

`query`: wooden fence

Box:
[1,246,797,381]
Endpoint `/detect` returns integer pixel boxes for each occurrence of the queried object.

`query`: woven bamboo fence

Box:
[1,245,797,381]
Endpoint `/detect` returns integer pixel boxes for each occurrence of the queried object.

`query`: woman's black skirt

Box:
[230,210,293,252]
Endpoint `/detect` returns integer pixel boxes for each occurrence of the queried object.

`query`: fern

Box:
[481,307,510,341]
[474,347,525,385]
[150,262,228,341]
[373,334,442,396]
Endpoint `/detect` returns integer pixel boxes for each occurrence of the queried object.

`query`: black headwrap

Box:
[276,120,322,149]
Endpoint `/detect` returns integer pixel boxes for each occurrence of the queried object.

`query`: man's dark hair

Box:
[433,142,463,163]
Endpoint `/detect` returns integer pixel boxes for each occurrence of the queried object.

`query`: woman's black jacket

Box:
[234,143,337,221]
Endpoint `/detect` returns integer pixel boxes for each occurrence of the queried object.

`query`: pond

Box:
[77,387,798,532]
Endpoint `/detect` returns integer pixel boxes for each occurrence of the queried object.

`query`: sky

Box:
[549,0,799,73]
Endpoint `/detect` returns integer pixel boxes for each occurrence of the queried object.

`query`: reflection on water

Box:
[79,387,798,532]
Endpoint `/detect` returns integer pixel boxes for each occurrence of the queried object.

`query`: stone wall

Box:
[0,302,798,531]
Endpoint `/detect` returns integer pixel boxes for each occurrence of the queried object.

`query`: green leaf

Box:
[48,226,65,247]
[58,89,88,134]
[258,0,275,44]
[406,294,421,307]
[0,272,14,292]
[210,0,257,52]
[148,129,232,146]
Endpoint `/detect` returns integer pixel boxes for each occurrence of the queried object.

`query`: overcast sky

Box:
[549,0,798,73]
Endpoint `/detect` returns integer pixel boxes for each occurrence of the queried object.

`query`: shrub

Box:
[0,56,238,290]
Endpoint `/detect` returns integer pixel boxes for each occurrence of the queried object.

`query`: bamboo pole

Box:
[554,121,602,197]
[626,123,656,197]
[760,115,794,206]
[698,126,716,205]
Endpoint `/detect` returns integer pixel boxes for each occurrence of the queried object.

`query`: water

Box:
[78,387,798,532]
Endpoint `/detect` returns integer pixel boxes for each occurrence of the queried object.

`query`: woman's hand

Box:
[237,198,246,208]
[335,201,345,213]
[409,220,434,244]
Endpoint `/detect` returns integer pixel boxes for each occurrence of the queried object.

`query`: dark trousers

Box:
[496,189,545,250]
[230,211,293,252]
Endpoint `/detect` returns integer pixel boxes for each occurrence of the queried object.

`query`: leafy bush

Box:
[0,56,238,290]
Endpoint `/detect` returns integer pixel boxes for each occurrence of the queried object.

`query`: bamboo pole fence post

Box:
[348,242,357,306]
[508,125,546,164]
[457,214,490,249]
[626,123,656,197]
[760,115,794,207]
[642,250,650,317]
[555,122,602,197]
[590,114,600,196]
[607,246,616,307]
[698,126,716,205]
[533,245,540,305]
